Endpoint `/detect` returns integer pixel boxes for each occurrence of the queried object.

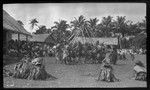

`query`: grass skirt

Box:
[97,65,120,82]
[135,72,146,81]
[13,61,57,80]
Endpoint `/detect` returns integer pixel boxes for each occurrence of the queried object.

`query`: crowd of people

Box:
[52,41,118,65]
[6,39,146,65]
[7,39,54,58]
[4,39,147,82]
[52,41,147,82]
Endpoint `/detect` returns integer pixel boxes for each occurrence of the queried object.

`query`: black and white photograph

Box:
[3,3,147,88]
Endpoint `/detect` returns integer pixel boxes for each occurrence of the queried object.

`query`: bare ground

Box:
[3,54,147,88]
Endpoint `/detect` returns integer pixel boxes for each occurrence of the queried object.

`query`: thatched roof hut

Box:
[71,37,118,45]
[30,34,49,43]
[29,34,55,47]
[3,10,31,55]
[3,10,31,36]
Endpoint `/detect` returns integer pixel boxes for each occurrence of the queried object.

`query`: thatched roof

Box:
[29,34,50,43]
[72,37,118,45]
[3,10,31,36]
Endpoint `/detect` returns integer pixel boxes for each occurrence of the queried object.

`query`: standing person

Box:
[62,45,69,64]
[91,45,98,64]
[130,51,135,61]
[110,47,118,65]
[81,44,86,64]
[97,46,106,63]
[130,46,136,61]
[75,42,82,64]
[28,42,33,59]
[54,43,63,64]
[97,52,120,82]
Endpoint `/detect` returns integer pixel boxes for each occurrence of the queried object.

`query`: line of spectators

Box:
[7,39,54,58]
[53,41,116,64]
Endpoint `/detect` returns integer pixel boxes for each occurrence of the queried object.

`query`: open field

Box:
[3,54,147,88]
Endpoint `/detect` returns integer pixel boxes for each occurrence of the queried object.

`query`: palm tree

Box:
[71,15,86,28]
[101,16,113,27]
[125,20,144,36]
[100,16,113,37]
[87,18,99,37]
[70,15,99,44]
[29,18,39,30]
[70,15,86,36]
[113,16,132,49]
[52,20,69,32]
[114,16,128,37]
[51,20,69,43]
[88,18,99,29]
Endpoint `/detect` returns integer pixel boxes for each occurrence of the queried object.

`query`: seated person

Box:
[132,61,147,81]
[13,56,31,79]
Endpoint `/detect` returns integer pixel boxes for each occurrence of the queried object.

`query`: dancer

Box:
[97,52,120,82]
[110,48,118,65]
[132,61,147,81]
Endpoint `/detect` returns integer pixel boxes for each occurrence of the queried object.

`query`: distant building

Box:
[3,10,32,54]
[71,37,118,45]
[29,34,55,47]
[30,34,49,43]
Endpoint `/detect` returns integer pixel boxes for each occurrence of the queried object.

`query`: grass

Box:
[3,54,147,88]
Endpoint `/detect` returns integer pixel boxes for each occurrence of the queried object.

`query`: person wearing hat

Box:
[132,60,147,81]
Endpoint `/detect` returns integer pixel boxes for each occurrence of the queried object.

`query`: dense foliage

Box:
[28,15,146,48]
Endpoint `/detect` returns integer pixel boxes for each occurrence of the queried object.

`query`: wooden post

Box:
[17,33,20,57]
[6,31,8,55]
[119,36,122,49]
[117,36,120,49]
[18,33,20,41]
[26,35,28,42]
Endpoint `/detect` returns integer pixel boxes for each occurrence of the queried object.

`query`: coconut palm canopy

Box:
[68,15,98,44]
[3,10,31,36]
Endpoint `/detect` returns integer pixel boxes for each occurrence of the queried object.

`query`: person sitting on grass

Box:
[13,55,31,79]
[13,54,57,80]
[97,52,120,82]
[30,57,57,80]
[132,61,147,81]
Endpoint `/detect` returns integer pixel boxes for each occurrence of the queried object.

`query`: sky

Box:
[3,3,146,33]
